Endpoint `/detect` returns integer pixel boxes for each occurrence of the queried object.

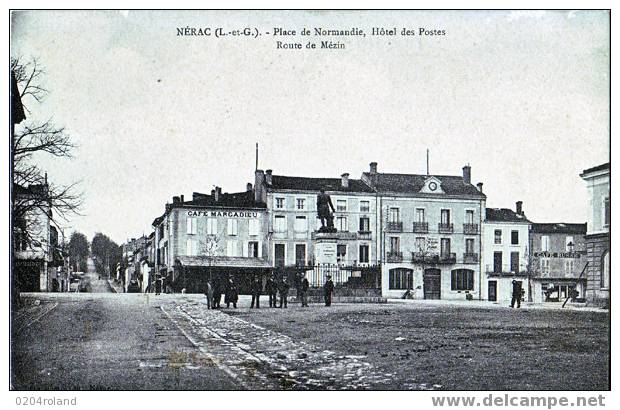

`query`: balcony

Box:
[463,223,479,234]
[463,252,479,264]
[486,264,528,276]
[439,252,457,264]
[386,251,403,263]
[411,252,456,264]
[412,222,429,233]
[438,223,454,233]
[357,231,372,240]
[386,221,403,232]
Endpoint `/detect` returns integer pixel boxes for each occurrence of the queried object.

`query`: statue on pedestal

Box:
[317,188,336,233]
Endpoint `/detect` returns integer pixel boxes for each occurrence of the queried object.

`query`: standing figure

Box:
[250,276,262,308]
[300,274,310,307]
[225,277,239,308]
[278,277,290,308]
[316,188,336,231]
[510,280,522,308]
[324,274,334,306]
[204,280,213,309]
[266,274,278,307]
[212,278,222,308]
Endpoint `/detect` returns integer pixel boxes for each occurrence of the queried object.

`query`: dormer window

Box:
[420,176,444,194]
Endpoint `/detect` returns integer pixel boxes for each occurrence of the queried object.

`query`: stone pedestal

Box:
[315,237,338,265]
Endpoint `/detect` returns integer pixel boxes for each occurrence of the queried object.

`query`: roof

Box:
[363,172,485,197]
[269,175,374,193]
[531,223,587,234]
[177,255,272,269]
[183,190,266,209]
[581,162,610,176]
[485,208,531,223]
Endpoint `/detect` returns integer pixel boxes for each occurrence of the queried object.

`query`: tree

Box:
[90,233,122,278]
[68,231,89,272]
[11,56,82,249]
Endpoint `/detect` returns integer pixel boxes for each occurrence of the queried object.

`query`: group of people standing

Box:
[204,273,335,309]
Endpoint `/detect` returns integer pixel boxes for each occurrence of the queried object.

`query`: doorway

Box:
[423,268,441,299]
[488,280,497,302]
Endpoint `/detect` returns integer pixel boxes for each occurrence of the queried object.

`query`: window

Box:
[494,229,502,244]
[359,244,370,263]
[248,219,259,236]
[389,207,400,223]
[274,215,286,232]
[415,237,426,252]
[275,197,285,209]
[511,230,519,245]
[603,197,610,228]
[565,236,574,252]
[465,210,474,224]
[389,237,400,253]
[248,241,259,258]
[440,238,451,256]
[226,240,238,257]
[360,200,370,213]
[186,239,197,256]
[336,216,348,231]
[540,258,550,275]
[206,218,218,235]
[336,199,347,212]
[337,245,347,263]
[493,251,503,273]
[465,238,475,254]
[601,251,610,288]
[441,209,451,225]
[389,268,413,290]
[186,217,197,235]
[294,216,308,232]
[295,244,306,266]
[451,269,474,291]
[274,244,285,267]
[416,208,425,223]
[227,219,238,236]
[15,230,27,251]
[296,198,305,210]
[541,235,550,252]
[564,259,575,275]
[359,217,370,232]
[510,252,519,273]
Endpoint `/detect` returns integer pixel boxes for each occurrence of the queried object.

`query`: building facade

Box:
[481,203,531,303]
[152,188,270,293]
[529,223,587,303]
[361,163,486,300]
[580,163,610,307]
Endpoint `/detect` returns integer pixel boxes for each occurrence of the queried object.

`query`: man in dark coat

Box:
[250,276,262,309]
[324,275,335,306]
[266,274,278,307]
[300,274,310,307]
[204,280,213,309]
[278,277,290,308]
[225,277,239,308]
[212,279,222,308]
[510,280,523,308]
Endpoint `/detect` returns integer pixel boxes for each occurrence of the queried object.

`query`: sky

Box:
[10,10,610,244]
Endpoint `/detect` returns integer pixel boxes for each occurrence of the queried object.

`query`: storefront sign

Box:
[533,251,583,259]
[187,210,259,218]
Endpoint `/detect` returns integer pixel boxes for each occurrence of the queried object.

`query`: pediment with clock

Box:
[420,176,444,194]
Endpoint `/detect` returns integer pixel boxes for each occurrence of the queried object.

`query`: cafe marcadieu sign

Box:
[187,210,260,218]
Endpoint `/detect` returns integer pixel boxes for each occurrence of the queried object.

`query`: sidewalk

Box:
[387,298,609,313]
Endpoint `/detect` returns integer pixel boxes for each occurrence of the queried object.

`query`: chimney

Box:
[172,196,180,204]
[214,187,221,202]
[369,162,378,175]
[516,201,523,216]
[265,169,273,185]
[255,170,265,203]
[247,182,253,192]
[341,173,350,188]
[476,182,483,193]
[210,189,215,196]
[462,165,471,184]
[180,194,184,203]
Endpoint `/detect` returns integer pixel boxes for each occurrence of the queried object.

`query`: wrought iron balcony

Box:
[463,252,479,264]
[412,222,429,233]
[438,223,454,233]
[357,231,372,240]
[463,223,479,234]
[412,252,439,264]
[386,251,403,263]
[439,252,457,264]
[386,221,403,232]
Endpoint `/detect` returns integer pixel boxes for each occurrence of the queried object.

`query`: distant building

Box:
[361,163,486,300]
[580,162,610,307]
[482,203,531,303]
[152,188,270,293]
[529,223,587,303]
